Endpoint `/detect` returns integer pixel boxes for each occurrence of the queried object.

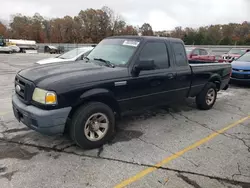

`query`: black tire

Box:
[70,102,115,149]
[196,82,217,110]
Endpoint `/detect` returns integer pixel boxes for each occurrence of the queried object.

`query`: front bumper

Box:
[231,72,250,83]
[230,77,250,83]
[12,94,71,135]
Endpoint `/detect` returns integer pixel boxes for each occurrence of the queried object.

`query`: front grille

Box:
[232,68,250,72]
[231,73,250,79]
[15,75,35,104]
[15,77,25,99]
[223,56,235,61]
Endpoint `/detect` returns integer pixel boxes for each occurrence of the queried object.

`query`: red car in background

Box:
[185,47,218,62]
[221,48,250,63]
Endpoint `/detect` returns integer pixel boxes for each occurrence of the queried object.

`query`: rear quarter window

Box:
[173,43,188,66]
[200,49,208,55]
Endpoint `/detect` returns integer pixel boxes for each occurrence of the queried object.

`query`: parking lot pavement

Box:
[0,53,249,188]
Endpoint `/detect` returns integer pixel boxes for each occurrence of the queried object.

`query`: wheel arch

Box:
[68,88,121,120]
[208,74,221,90]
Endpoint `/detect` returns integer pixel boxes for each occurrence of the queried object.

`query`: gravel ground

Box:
[0,53,249,188]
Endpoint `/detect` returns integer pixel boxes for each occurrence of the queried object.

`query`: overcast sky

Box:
[1,0,249,30]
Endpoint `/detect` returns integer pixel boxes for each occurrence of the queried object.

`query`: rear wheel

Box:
[196,82,217,110]
[70,102,115,149]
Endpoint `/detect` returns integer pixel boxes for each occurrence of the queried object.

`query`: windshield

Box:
[236,52,250,62]
[58,48,90,59]
[87,38,140,66]
[185,48,194,55]
[228,48,246,55]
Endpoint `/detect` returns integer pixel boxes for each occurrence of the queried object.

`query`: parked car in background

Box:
[44,45,65,54]
[222,48,250,63]
[185,47,218,62]
[230,51,250,83]
[9,45,21,53]
[44,45,59,54]
[0,36,20,53]
[36,46,95,65]
[0,36,38,53]
[0,46,13,54]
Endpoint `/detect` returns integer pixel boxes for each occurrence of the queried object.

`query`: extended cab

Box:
[12,36,232,149]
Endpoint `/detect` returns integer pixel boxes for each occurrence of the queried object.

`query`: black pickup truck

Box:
[12,36,232,149]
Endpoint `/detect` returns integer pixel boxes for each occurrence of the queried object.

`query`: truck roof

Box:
[107,35,183,43]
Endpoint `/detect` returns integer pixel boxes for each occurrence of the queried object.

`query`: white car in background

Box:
[9,45,21,53]
[36,46,94,65]
[0,46,13,53]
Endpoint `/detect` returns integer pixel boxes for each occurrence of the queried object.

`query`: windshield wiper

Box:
[94,58,115,68]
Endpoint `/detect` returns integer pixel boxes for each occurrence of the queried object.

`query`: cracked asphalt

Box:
[0,53,250,188]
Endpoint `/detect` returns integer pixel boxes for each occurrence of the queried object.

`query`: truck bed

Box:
[189,59,219,64]
[188,62,231,97]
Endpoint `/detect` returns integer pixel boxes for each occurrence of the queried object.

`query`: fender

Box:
[209,74,221,82]
[73,88,120,114]
[208,74,221,89]
[80,88,113,99]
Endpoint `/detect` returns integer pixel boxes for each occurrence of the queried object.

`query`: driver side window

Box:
[139,42,169,69]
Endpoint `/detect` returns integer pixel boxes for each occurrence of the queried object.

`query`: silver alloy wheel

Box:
[84,113,109,141]
[206,88,215,105]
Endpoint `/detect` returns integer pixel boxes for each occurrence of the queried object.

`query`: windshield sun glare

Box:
[87,38,140,66]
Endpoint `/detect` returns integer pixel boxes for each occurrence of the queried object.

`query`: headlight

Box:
[32,88,57,105]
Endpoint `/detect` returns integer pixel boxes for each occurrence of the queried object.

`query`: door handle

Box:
[166,73,175,79]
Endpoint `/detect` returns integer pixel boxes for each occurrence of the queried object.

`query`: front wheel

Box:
[70,102,115,149]
[196,82,217,110]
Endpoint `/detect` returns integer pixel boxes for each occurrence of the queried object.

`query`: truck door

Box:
[171,42,192,99]
[122,41,178,111]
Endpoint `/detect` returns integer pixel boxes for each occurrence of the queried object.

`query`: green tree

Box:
[10,14,32,39]
[5,7,250,45]
[0,21,7,36]
[140,23,154,36]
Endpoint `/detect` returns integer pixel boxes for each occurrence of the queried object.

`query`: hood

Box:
[36,57,73,64]
[231,61,250,69]
[18,61,128,92]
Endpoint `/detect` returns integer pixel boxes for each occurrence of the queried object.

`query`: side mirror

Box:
[133,60,155,76]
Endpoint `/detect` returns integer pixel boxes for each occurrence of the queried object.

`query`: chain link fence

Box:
[37,43,250,56]
[37,43,97,53]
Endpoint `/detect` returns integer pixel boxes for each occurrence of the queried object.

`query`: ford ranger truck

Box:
[12,36,232,149]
